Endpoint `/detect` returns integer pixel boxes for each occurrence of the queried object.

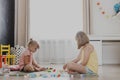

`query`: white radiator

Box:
[34,40,79,64]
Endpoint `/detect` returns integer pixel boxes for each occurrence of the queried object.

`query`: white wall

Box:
[103,42,120,64]
[29,0,83,40]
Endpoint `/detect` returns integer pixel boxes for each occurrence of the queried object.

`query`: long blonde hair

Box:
[76,31,89,49]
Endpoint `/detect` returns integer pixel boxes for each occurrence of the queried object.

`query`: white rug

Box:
[29,77,70,80]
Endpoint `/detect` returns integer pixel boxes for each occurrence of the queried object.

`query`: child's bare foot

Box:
[34,67,40,71]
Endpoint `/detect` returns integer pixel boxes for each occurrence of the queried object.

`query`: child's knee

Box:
[24,64,35,72]
[67,62,74,69]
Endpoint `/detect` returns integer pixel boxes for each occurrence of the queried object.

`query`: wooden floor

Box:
[0,64,120,80]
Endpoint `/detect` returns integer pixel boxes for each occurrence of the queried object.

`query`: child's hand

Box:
[63,64,67,70]
[67,70,76,74]
[36,65,41,68]
[39,67,47,71]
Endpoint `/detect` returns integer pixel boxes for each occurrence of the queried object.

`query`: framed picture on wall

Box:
[85,0,120,36]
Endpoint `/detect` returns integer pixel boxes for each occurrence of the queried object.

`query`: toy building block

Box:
[0,44,16,66]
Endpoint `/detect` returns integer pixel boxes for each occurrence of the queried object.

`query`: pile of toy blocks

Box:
[0,44,16,68]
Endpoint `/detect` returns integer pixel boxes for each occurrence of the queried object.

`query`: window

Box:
[30,0,83,40]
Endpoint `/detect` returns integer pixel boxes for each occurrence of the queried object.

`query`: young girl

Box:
[63,31,98,74]
[19,39,46,72]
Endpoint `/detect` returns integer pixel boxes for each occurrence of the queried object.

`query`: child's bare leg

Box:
[33,65,46,71]
[66,62,86,74]
[33,66,40,71]
[24,64,35,72]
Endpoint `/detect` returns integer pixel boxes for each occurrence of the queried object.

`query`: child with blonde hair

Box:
[19,39,46,72]
[63,31,98,74]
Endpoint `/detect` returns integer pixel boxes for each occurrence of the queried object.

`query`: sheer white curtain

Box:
[34,40,79,64]
[29,0,83,64]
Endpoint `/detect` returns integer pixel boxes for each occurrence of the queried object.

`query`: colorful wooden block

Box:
[0,44,16,66]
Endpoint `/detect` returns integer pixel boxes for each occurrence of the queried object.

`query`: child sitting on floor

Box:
[19,39,46,72]
[63,31,98,74]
